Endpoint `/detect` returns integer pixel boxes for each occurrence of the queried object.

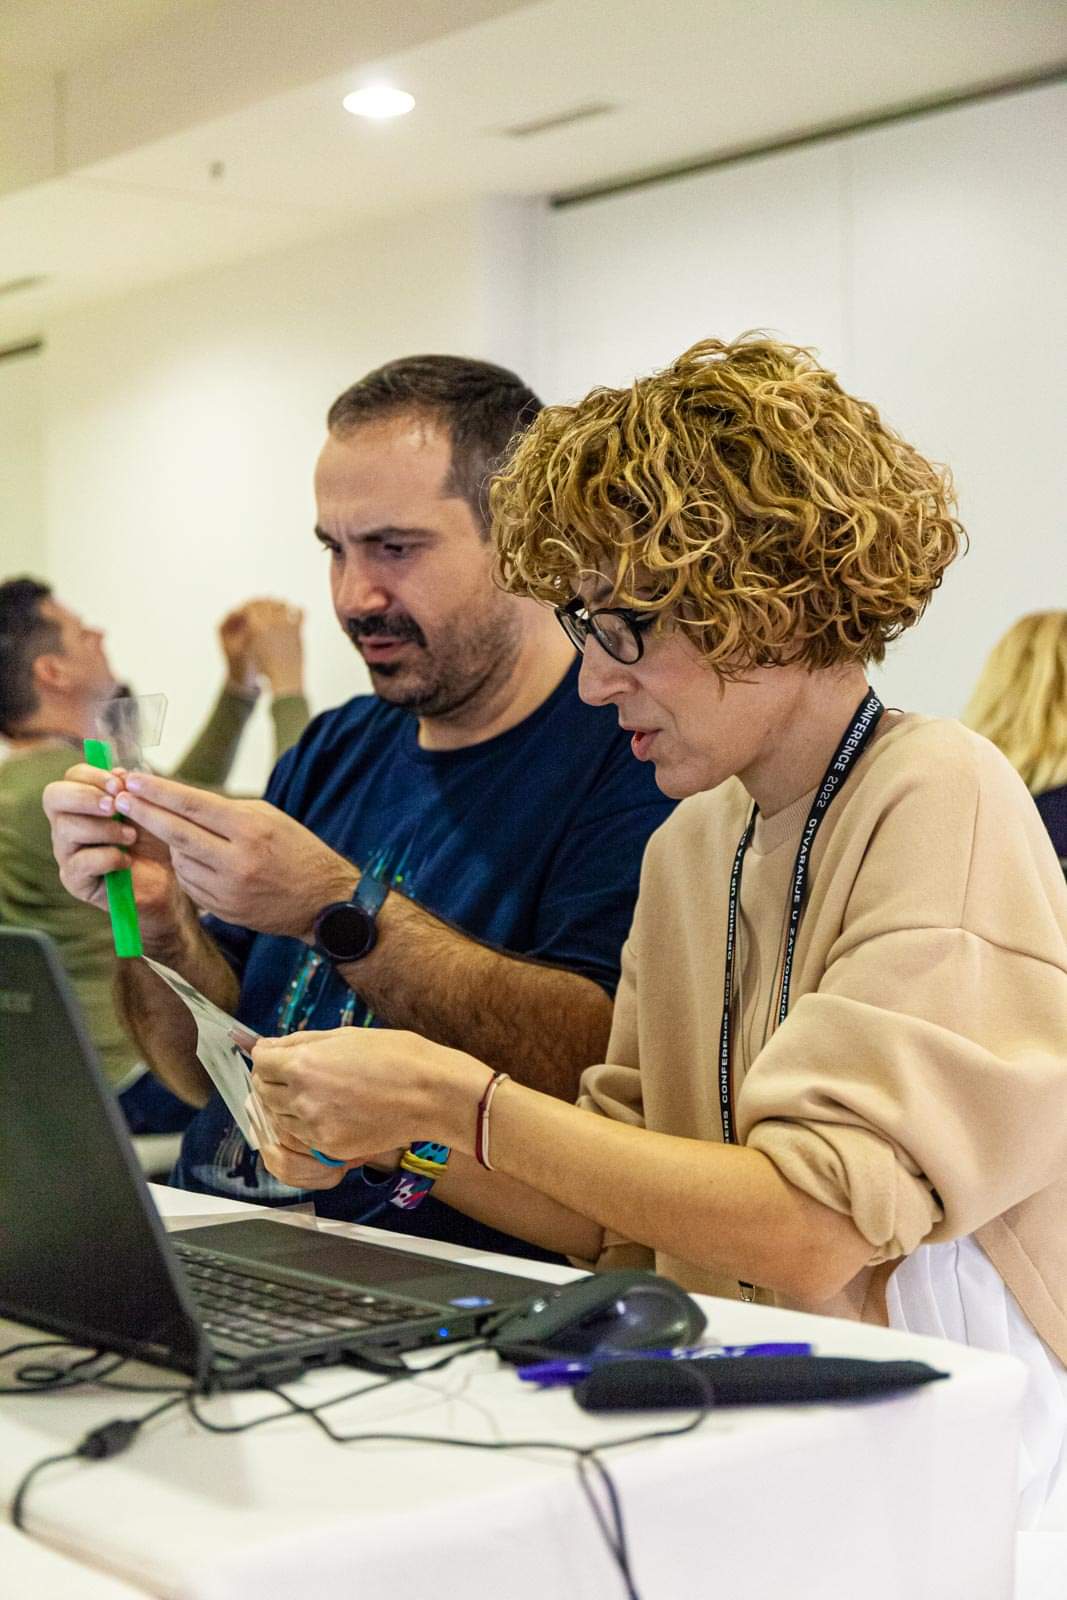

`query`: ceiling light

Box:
[342,87,415,121]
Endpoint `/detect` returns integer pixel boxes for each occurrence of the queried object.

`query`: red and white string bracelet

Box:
[474,1070,510,1170]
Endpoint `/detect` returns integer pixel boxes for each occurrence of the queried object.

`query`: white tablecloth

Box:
[0,1186,1028,1600]
[0,1526,150,1598]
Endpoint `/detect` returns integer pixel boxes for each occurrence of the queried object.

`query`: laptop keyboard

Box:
[172,1241,438,1349]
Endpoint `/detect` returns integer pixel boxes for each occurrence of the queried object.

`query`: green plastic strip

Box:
[83,738,143,958]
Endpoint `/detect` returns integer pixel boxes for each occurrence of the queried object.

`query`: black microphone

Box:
[574,1356,948,1412]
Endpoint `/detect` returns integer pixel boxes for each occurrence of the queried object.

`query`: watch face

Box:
[315,902,375,963]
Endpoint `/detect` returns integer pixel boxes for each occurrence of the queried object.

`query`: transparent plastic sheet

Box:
[87,693,278,1150]
[83,695,169,958]
[93,691,168,771]
[142,960,281,1153]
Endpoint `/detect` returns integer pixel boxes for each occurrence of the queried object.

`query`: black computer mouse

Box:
[487,1269,707,1362]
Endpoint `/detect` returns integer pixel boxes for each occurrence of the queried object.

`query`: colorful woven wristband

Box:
[387,1140,451,1211]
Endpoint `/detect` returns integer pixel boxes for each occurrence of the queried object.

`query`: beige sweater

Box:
[580,714,1067,1363]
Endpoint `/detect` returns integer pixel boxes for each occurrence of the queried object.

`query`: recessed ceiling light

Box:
[342,86,415,120]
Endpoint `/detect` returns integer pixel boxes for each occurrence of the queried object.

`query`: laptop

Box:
[0,928,546,1391]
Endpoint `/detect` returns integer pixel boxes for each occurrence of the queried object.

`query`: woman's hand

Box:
[250,1027,489,1170]
[254,1126,365,1191]
[247,1092,401,1191]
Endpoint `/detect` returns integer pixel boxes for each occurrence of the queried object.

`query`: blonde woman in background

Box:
[964,611,1067,865]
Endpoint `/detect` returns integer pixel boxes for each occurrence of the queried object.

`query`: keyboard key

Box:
[177,1245,445,1347]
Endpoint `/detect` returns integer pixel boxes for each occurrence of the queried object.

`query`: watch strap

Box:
[353,873,389,918]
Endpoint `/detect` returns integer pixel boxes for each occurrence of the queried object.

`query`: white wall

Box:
[38,200,515,790]
[536,82,1067,719]
[21,82,1067,787]
[0,345,46,575]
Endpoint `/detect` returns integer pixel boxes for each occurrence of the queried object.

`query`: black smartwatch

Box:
[312,875,389,964]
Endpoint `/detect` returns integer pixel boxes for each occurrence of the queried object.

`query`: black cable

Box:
[183,1369,407,1437]
[0,1349,126,1396]
[1,1339,79,1362]
[248,1382,709,1600]
[188,1359,707,1600]
[181,1344,702,1599]
[11,1393,185,1531]
[17,1350,123,1385]
[182,1340,483,1435]
[10,1450,82,1531]
[575,1451,637,1600]
[5,1334,706,1598]
[2,1340,191,1396]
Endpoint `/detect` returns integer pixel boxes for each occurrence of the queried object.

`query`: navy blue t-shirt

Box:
[171,660,674,1255]
[1035,782,1067,866]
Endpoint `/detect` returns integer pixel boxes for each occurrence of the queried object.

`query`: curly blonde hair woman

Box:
[495,336,963,679]
[251,336,1067,1532]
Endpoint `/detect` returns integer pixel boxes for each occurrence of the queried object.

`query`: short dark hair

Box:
[0,576,59,734]
[326,354,542,534]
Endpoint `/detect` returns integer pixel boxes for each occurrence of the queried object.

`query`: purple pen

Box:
[516,1341,814,1387]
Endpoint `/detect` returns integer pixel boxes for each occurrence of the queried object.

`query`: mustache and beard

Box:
[344,605,523,720]
[345,612,427,672]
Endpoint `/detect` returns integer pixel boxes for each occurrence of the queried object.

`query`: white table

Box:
[0,1526,150,1598]
[0,1186,1027,1600]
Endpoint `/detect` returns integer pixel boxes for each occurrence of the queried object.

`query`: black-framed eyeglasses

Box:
[555,595,658,665]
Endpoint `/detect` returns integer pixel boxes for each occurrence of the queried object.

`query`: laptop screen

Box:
[0,928,205,1376]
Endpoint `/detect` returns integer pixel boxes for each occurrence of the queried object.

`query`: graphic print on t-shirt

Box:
[276,839,416,1035]
[207,838,419,1201]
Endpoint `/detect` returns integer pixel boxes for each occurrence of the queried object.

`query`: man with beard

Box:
[44,356,673,1253]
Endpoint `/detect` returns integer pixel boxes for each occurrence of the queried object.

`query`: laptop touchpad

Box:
[175,1219,446,1287]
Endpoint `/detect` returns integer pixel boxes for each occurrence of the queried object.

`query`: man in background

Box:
[0,580,308,1132]
[45,355,675,1256]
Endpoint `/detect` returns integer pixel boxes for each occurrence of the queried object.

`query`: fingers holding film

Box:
[121,773,236,835]
[113,790,224,861]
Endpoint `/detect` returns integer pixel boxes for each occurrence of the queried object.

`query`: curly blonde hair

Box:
[963,612,1067,794]
[492,335,965,674]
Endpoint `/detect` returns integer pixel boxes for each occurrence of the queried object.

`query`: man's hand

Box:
[42,763,189,948]
[111,772,356,939]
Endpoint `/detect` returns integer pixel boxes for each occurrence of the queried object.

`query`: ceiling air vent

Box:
[500,102,616,138]
[0,274,47,298]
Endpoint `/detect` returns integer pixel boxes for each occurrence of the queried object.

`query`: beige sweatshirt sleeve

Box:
[575,930,656,1273]
[738,730,1067,1263]
[578,931,646,1127]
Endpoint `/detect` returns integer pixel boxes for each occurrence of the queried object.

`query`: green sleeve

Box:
[269,694,311,760]
[0,750,140,1086]
[172,688,257,785]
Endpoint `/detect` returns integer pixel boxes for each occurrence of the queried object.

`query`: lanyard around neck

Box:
[716,689,885,1145]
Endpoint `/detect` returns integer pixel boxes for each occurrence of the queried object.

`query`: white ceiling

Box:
[0,0,217,71]
[1,0,1064,345]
